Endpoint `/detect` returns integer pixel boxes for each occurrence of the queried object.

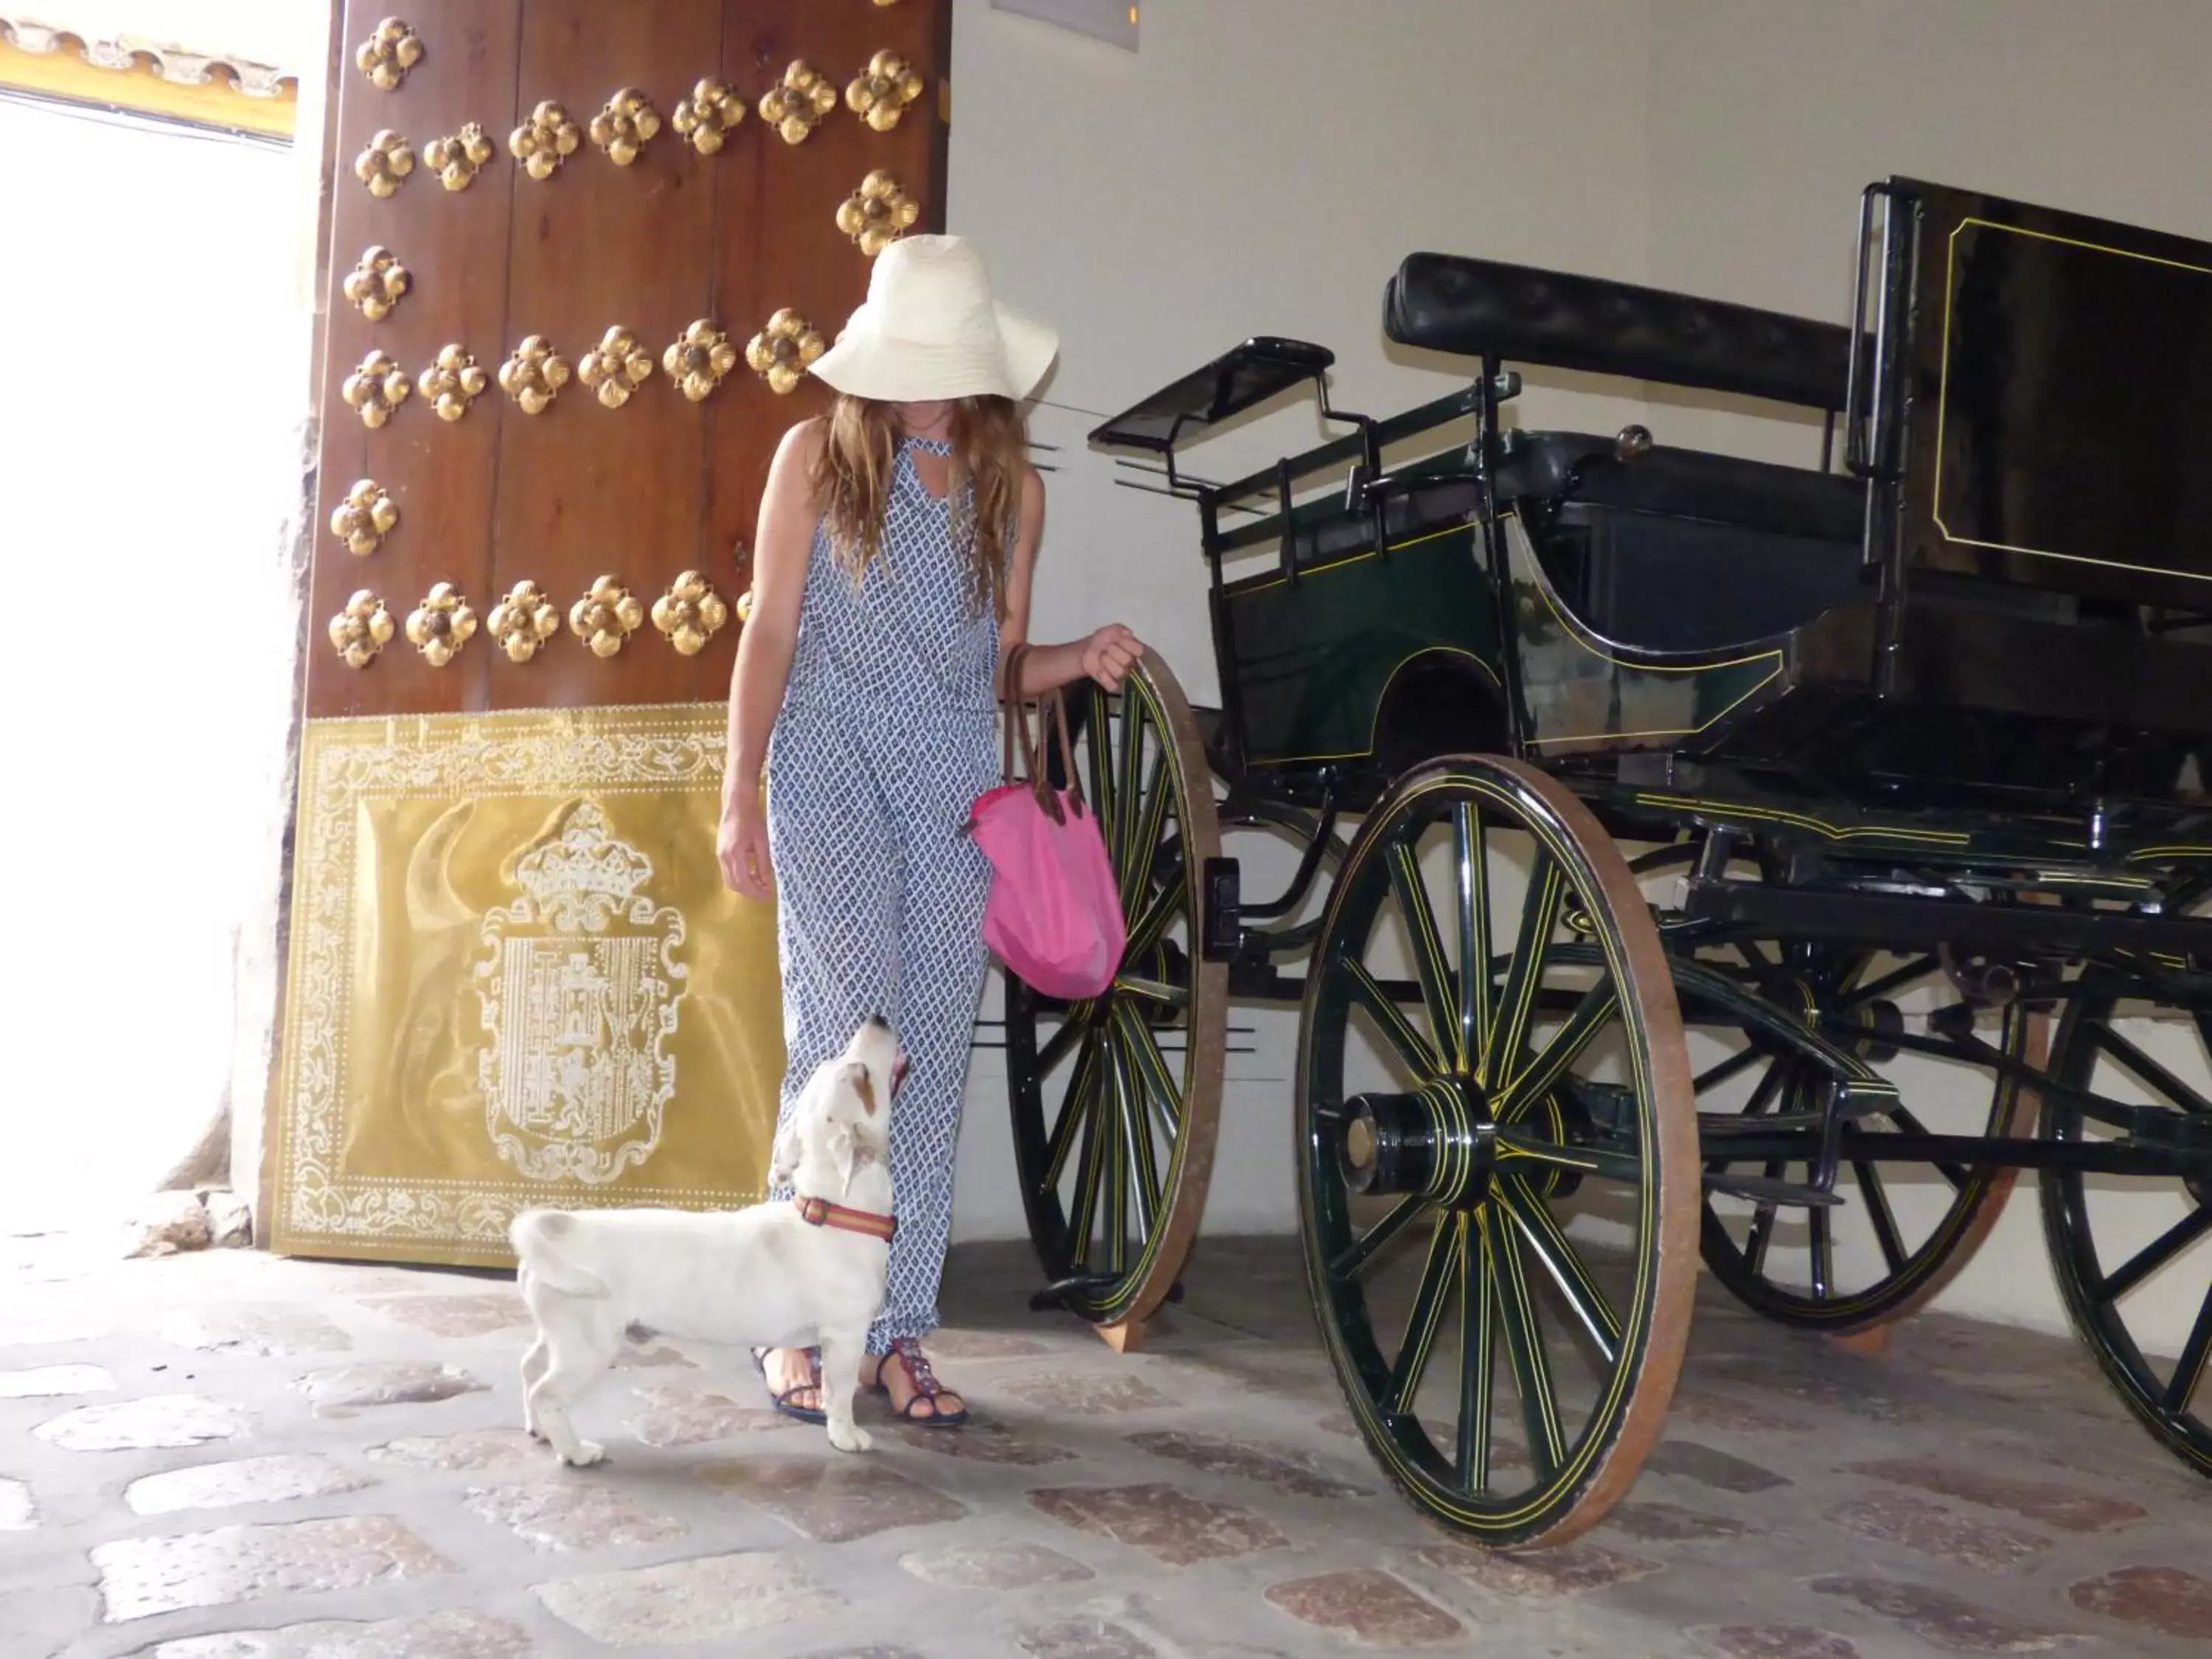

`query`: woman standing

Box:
[717,236,1141,1425]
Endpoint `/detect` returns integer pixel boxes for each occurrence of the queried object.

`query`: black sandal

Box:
[869,1338,969,1427]
[754,1346,827,1425]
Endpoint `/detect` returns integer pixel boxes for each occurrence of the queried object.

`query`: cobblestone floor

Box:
[1,1231,2208,1658]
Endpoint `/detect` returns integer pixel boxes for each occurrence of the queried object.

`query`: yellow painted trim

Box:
[1631,791,1972,847]
[1246,644,1503,769]
[1228,519,1468,597]
[0,32,296,137]
[1932,217,2211,586]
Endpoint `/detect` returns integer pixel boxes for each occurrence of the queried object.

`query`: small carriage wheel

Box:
[1004,650,1228,1330]
[1627,840,2036,1332]
[1297,757,1697,1547]
[2038,951,2212,1478]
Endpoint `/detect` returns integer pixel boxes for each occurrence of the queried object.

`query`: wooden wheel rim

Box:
[1296,757,1697,1547]
[1004,649,1226,1328]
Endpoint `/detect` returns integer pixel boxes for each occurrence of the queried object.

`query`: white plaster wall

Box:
[938,0,2212,1360]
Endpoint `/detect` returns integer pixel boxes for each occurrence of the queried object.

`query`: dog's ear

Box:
[768,1121,801,1189]
[849,1061,880,1119]
[827,1122,858,1196]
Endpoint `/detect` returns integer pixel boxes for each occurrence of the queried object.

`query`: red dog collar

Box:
[794,1194,897,1242]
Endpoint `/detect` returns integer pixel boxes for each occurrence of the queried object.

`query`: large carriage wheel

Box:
[1004,650,1228,1336]
[1627,840,2034,1332]
[1297,757,1697,1547]
[2039,905,2212,1477]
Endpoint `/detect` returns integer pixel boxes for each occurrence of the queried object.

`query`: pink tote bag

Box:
[969,647,1127,1000]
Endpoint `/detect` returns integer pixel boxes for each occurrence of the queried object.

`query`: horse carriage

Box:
[999,175,2212,1547]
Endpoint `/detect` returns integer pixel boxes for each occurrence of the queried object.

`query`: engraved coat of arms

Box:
[473,801,686,1183]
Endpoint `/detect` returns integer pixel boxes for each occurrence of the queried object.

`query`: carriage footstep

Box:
[1701,1173,1846,1208]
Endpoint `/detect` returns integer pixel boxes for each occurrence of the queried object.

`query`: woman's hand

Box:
[717,793,774,900]
[1080,624,1144,692]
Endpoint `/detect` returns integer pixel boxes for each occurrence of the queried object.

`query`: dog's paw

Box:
[560,1439,607,1468]
[525,1420,547,1444]
[829,1422,873,1454]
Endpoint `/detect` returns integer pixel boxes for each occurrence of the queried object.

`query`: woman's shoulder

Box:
[774,417,830,465]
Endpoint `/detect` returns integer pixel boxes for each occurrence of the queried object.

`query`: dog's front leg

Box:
[818,1326,873,1453]
[521,1337,550,1441]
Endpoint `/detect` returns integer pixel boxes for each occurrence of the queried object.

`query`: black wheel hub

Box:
[1337,1077,1496,1206]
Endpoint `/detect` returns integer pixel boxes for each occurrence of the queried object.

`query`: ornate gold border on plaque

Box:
[270,703,784,1266]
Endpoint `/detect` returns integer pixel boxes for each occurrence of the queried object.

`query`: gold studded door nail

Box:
[417,346,489,422]
[404,584,477,667]
[836,170,920,256]
[672,77,747,154]
[353,131,415,197]
[511,101,581,180]
[758,62,838,145]
[487,581,563,663]
[744,310,826,394]
[355,18,422,90]
[846,51,925,133]
[589,88,662,165]
[342,246,410,320]
[663,321,738,402]
[330,480,400,555]
[342,351,412,428]
[652,571,729,655]
[498,336,571,414]
[424,123,495,191]
[569,577,645,658]
[579,328,655,408]
[329,591,395,666]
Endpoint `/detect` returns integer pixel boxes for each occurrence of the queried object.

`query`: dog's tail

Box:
[509,1208,611,1299]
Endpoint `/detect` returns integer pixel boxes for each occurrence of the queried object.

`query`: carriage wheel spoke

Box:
[1493,1124,1644,1184]
[1481,853,1565,1088]
[1044,1036,1102,1191]
[1110,1032,1159,1242]
[1487,1209,1567,1477]
[1328,1194,1425,1281]
[1387,843,1462,1072]
[1883,1102,1969,1189]
[2090,1020,2212,1116]
[1346,960,1444,1079]
[2162,1287,2212,1414]
[1036,1015,1088,1079]
[1068,1053,1107,1268]
[1854,1159,1909,1274]
[1456,1212,1497,1490]
[1383,1212,1459,1417]
[1495,1175,1621,1364]
[2098,1203,2212,1304]
[1116,975,1189,1009]
[1116,1003,1184,1138]
[1497,978,1616,1125]
[1695,1044,1770,1095]
[1453,803,1493,1076]
[1084,691,1117,842]
[1124,869,1186,957]
[1101,1039,1128,1273]
[1834,953,1940,1014]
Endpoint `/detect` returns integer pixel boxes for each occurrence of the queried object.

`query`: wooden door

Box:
[272,0,950,1265]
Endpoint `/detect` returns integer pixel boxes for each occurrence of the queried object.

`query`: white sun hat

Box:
[809,234,1059,402]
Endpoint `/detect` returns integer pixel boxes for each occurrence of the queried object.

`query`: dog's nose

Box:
[866,1014,890,1032]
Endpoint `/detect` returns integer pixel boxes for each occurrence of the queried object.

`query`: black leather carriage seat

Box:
[1385,251,1872,652]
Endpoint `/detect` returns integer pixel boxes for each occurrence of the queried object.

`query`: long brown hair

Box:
[810,393,1027,617]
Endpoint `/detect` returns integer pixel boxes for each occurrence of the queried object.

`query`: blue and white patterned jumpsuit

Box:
[765,434,1000,1354]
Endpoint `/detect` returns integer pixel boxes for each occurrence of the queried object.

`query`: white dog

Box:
[509,1017,903,1461]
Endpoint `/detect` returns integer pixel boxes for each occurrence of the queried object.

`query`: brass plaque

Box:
[270,702,782,1265]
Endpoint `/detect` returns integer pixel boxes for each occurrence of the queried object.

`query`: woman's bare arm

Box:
[717,419,823,894]
[998,465,1141,695]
